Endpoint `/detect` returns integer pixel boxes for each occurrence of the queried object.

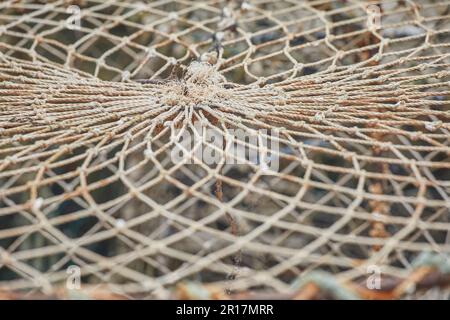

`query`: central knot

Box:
[184,61,226,86]
[160,62,229,106]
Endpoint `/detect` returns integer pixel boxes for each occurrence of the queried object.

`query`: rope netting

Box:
[0,0,450,299]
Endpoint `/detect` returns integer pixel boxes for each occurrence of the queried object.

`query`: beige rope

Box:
[0,0,449,299]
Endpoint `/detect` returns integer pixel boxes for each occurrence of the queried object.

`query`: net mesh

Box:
[0,0,450,299]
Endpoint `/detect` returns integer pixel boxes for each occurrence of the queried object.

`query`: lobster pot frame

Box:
[0,0,449,299]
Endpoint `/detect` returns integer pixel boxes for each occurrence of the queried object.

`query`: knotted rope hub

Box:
[160,62,230,108]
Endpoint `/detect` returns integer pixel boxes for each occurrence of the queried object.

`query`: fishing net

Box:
[0,0,450,299]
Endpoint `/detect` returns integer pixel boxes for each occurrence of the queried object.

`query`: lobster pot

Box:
[0,0,449,299]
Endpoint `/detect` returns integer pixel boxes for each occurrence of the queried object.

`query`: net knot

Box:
[183,61,225,86]
[160,61,228,107]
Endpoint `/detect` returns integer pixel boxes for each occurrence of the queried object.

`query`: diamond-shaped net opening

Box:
[0,0,449,299]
